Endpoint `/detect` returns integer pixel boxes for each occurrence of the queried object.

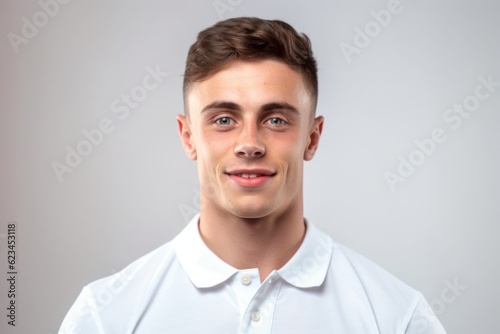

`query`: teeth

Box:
[240,174,259,178]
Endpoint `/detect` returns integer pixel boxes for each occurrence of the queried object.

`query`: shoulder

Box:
[332,240,419,300]
[88,240,177,293]
[328,240,424,327]
[333,241,413,287]
[59,240,179,333]
[329,244,447,333]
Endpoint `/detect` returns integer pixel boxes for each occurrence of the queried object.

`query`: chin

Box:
[225,201,277,219]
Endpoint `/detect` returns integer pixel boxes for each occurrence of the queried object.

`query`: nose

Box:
[234,123,265,159]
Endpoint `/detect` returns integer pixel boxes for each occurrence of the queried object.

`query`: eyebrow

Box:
[201,101,241,113]
[201,101,299,115]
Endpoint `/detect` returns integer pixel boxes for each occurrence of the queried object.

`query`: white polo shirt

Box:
[59,215,446,333]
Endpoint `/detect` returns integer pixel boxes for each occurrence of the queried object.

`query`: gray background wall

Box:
[1,0,498,333]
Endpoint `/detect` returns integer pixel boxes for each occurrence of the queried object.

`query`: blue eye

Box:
[268,118,285,125]
[215,117,233,125]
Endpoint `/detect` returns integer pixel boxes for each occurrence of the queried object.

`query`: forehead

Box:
[186,59,312,113]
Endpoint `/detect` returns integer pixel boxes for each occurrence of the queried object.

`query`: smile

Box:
[238,174,261,178]
[225,169,275,188]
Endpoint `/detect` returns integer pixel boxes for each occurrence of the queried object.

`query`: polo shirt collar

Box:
[277,219,334,288]
[173,214,334,289]
[173,214,238,288]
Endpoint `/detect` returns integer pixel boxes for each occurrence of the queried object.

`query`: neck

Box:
[198,201,305,282]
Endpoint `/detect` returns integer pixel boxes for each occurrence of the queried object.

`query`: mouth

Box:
[234,173,266,178]
[225,169,275,188]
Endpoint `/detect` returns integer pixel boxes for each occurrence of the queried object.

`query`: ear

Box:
[177,114,197,160]
[304,116,324,161]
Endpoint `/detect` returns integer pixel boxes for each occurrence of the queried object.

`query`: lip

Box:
[225,168,275,188]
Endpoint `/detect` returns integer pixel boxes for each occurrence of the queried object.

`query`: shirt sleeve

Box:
[404,294,447,334]
[58,287,106,334]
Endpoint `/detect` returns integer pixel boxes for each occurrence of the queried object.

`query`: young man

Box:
[60,17,446,333]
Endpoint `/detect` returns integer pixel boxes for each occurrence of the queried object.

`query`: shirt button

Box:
[251,311,261,322]
[241,274,252,285]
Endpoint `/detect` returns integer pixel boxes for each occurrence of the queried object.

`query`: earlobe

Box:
[177,114,197,160]
[304,116,324,161]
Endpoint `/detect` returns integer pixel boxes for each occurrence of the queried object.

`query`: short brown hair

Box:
[183,17,318,111]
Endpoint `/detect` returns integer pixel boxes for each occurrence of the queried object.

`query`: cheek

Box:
[274,141,304,174]
[285,156,303,179]
[195,138,228,173]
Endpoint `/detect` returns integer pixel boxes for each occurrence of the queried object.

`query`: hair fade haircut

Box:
[183,17,318,113]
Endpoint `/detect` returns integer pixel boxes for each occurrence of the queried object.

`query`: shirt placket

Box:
[239,271,282,334]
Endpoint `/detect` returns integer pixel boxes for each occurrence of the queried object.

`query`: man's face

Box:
[178,59,323,219]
